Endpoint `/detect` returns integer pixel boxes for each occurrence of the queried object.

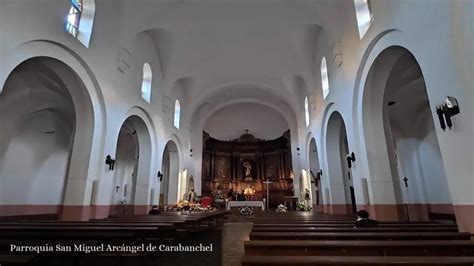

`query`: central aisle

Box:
[223,222,253,266]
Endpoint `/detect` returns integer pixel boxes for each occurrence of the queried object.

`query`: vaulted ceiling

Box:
[123,0,354,129]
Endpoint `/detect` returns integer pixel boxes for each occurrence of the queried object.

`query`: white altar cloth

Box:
[226,201,265,211]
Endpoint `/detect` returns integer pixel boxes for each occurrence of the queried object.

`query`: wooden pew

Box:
[0,222,175,228]
[0,211,228,265]
[102,210,229,229]
[251,226,458,232]
[244,240,474,256]
[244,213,473,266]
[254,217,454,224]
[241,255,474,265]
[253,223,457,228]
[0,255,36,264]
[0,226,155,241]
[249,232,473,241]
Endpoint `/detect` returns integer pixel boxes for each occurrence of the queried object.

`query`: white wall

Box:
[0,58,75,212]
[0,112,70,205]
[204,102,289,140]
[391,126,452,205]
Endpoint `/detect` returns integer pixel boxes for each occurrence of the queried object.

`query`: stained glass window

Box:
[66,0,83,37]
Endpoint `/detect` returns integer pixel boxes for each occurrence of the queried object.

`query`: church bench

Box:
[249,232,473,241]
[255,213,346,216]
[0,225,159,240]
[108,210,229,218]
[100,217,215,230]
[102,211,229,228]
[0,222,175,228]
[15,219,192,231]
[429,212,457,222]
[255,212,350,216]
[0,230,140,241]
[102,213,222,222]
[254,217,353,221]
[240,255,474,265]
[253,223,457,228]
[251,226,458,232]
[253,220,452,224]
[244,240,474,256]
[253,219,452,224]
[0,254,36,264]
[102,216,203,221]
[0,225,156,231]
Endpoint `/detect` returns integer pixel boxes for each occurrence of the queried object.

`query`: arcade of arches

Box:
[1,1,473,236]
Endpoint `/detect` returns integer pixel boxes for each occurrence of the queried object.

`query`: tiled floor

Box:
[222,222,253,266]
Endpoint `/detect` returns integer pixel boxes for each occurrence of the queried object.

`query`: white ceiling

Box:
[204,102,289,141]
[123,0,353,127]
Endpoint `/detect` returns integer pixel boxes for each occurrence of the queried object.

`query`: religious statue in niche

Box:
[242,160,253,180]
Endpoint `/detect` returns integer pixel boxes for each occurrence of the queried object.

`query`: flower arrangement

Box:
[276,204,287,212]
[239,205,253,216]
[170,200,218,213]
[297,202,312,212]
[117,198,128,214]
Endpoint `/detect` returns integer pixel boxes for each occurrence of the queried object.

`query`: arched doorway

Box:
[0,57,94,218]
[308,138,323,212]
[326,112,356,214]
[160,140,180,206]
[363,46,453,221]
[112,115,152,215]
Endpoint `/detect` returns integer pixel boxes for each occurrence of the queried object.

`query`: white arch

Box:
[160,135,182,205]
[111,106,157,214]
[190,97,299,196]
[0,40,106,220]
[187,81,298,119]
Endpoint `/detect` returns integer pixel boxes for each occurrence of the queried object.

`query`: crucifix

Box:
[115,186,120,193]
[263,179,272,211]
[402,177,408,188]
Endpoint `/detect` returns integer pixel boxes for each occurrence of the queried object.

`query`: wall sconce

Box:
[157,171,164,182]
[436,96,460,131]
[346,152,356,168]
[297,147,300,155]
[190,149,193,157]
[311,169,323,184]
[105,155,115,170]
[317,169,323,178]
